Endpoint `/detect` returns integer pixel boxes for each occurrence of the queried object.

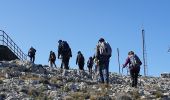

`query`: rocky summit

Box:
[0,60,169,100]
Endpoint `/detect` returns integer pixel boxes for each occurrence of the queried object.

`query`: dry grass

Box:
[63,96,73,100]
[0,72,6,80]
[49,76,61,84]
[131,90,140,100]
[90,95,98,100]
[155,91,163,98]
[70,92,90,100]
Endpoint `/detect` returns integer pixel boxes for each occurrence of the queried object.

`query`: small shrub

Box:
[63,85,70,92]
[28,89,40,97]
[0,94,6,99]
[70,92,90,99]
[131,90,140,99]
[155,91,163,98]
[39,79,49,84]
[0,80,3,84]
[116,93,132,100]
[20,88,29,94]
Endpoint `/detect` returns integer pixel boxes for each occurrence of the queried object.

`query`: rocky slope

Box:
[0,60,169,100]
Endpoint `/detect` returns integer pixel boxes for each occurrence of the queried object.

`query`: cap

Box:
[58,40,62,43]
[78,51,81,54]
[128,51,134,55]
[99,38,105,42]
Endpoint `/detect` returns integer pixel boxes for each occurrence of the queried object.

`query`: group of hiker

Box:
[27,38,142,88]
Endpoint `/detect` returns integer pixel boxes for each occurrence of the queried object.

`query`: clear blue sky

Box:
[0,0,170,76]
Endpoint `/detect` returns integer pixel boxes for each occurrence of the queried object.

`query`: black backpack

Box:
[29,48,36,56]
[129,55,142,67]
[61,41,70,55]
[87,58,93,67]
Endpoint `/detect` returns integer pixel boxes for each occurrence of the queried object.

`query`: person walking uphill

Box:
[76,51,85,71]
[96,38,112,84]
[28,46,36,63]
[123,51,142,88]
[48,51,57,68]
[58,40,72,70]
[87,56,93,75]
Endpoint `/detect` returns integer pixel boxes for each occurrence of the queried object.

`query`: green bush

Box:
[155,91,163,98]
[0,80,3,84]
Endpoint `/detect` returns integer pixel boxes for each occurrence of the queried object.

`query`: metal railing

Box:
[0,30,27,61]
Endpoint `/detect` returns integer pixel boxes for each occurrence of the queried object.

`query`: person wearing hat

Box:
[96,38,112,84]
[58,40,72,69]
[28,46,36,63]
[48,51,57,68]
[123,51,142,88]
[87,56,94,75]
[76,51,85,71]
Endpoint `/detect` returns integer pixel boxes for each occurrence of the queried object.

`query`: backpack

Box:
[29,48,36,56]
[61,41,70,55]
[87,58,93,67]
[129,55,142,67]
[98,42,112,57]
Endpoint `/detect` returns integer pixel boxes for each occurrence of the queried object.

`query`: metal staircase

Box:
[0,30,27,61]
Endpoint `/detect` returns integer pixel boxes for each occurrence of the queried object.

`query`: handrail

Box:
[0,30,27,61]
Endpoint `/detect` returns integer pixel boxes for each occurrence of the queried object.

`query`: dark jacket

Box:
[76,53,85,65]
[96,43,111,66]
[58,43,62,59]
[49,52,56,62]
[87,58,93,68]
[28,47,36,57]
[58,42,72,59]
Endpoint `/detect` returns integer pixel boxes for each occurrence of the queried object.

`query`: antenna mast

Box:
[142,29,148,76]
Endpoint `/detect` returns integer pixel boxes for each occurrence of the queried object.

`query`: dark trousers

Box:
[88,67,92,75]
[49,60,56,67]
[130,67,140,87]
[78,63,84,70]
[30,55,35,63]
[99,60,109,84]
[61,57,70,69]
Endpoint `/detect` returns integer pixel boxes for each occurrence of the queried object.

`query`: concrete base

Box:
[0,45,19,61]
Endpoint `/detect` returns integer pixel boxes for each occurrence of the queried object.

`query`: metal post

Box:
[13,45,15,53]
[142,29,147,76]
[117,48,121,74]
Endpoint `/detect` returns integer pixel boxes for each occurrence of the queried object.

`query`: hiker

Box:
[123,51,142,88]
[87,56,93,75]
[48,51,57,68]
[96,38,112,84]
[76,51,85,71]
[58,40,72,69]
[28,46,36,63]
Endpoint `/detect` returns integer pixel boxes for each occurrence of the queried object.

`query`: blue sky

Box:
[0,0,170,76]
